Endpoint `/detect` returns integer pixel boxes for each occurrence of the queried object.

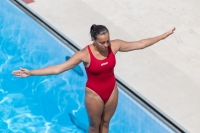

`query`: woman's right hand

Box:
[12,68,31,77]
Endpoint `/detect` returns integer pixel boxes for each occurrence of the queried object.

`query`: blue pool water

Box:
[0,0,176,132]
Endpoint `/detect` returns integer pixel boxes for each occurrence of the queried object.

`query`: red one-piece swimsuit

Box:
[85,45,116,102]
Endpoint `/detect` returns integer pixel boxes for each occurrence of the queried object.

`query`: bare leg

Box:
[85,87,105,133]
[100,86,118,133]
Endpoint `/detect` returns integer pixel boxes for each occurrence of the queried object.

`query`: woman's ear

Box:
[91,37,95,43]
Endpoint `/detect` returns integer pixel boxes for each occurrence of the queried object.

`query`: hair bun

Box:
[90,24,97,32]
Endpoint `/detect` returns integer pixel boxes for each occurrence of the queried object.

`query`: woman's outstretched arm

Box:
[113,27,175,52]
[12,50,85,77]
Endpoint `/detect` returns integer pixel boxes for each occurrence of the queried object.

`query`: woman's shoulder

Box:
[110,39,122,54]
[75,45,90,62]
[110,39,123,44]
[80,45,90,53]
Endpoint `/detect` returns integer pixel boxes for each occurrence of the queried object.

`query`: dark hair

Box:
[90,24,109,40]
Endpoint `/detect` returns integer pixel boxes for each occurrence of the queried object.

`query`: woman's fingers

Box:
[12,70,17,74]
[20,67,27,72]
[168,27,176,35]
[12,70,24,76]
[12,68,29,77]
[172,27,176,32]
[162,27,176,40]
[12,70,20,75]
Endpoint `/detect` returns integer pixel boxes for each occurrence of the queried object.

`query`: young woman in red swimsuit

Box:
[12,24,175,133]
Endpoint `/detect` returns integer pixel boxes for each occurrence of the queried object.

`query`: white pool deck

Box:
[25,0,200,132]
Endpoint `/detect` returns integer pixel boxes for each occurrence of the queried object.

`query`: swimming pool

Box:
[0,0,186,132]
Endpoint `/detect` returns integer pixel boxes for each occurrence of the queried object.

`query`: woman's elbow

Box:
[136,41,146,49]
[140,45,146,49]
[52,66,62,74]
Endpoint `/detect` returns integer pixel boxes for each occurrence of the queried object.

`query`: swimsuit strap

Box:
[87,45,92,54]
[87,45,95,60]
[107,45,111,54]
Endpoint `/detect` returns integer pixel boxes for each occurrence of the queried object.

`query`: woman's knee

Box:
[101,120,110,128]
[89,121,101,130]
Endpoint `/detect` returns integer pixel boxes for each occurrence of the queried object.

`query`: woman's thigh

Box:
[102,86,118,122]
[85,87,105,125]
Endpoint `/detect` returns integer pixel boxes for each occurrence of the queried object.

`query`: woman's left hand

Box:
[162,27,176,40]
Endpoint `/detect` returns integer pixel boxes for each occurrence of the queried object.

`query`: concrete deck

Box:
[25,0,200,132]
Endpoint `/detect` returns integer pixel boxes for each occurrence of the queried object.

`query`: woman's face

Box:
[93,32,110,52]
